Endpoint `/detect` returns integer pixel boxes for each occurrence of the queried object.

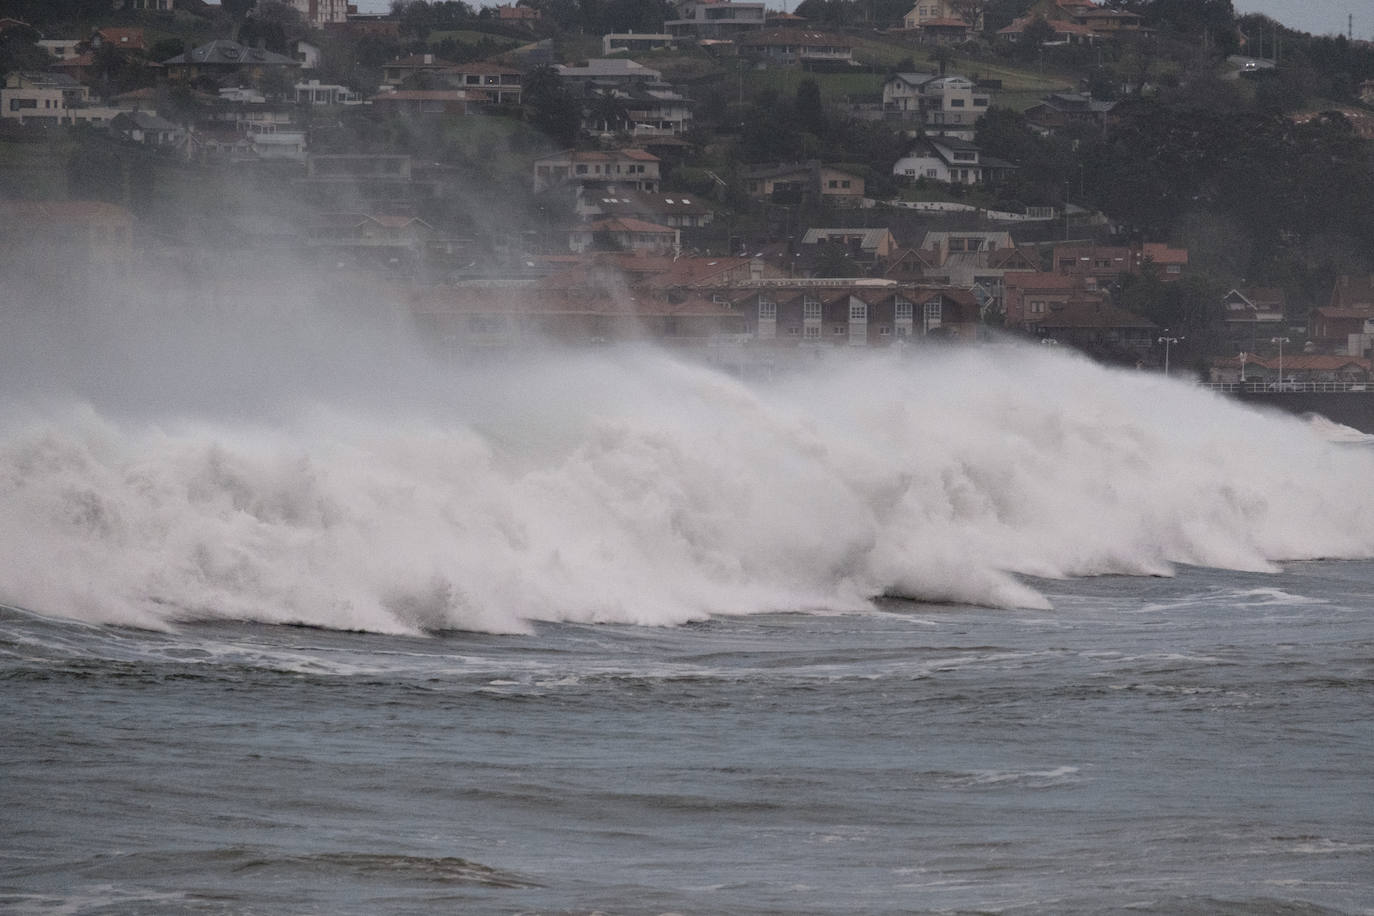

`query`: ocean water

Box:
[1,279,1372,912]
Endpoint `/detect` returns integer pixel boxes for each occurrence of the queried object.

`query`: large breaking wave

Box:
[3,271,1373,634]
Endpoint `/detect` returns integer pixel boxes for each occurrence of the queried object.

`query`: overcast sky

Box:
[343,1,1367,40]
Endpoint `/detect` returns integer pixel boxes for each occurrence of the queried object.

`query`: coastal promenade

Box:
[1205,383,1374,433]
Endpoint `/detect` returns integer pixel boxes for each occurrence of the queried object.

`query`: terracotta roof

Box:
[387,54,461,68]
[1217,354,1370,371]
[0,200,133,223]
[1004,271,1084,290]
[577,217,677,234]
[96,27,146,49]
[375,90,487,102]
[741,29,855,48]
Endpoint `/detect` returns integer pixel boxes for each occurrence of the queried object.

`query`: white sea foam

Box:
[5,273,1374,634]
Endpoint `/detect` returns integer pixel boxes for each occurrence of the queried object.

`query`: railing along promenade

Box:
[1202,381,1372,394]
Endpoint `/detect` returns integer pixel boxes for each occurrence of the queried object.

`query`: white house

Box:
[665,0,767,39]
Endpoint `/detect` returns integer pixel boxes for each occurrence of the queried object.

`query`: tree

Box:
[523,66,581,147]
[588,89,630,134]
[795,78,825,137]
[221,0,258,40]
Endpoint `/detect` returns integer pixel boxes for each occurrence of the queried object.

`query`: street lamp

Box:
[1271,336,1290,388]
[1158,335,1181,375]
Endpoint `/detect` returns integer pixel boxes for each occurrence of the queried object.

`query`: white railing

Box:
[1204,381,1372,393]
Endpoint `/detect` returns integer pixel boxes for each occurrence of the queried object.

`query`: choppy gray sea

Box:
[3,562,1371,915]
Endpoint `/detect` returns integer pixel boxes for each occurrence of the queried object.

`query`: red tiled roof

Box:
[578,217,676,234]
[0,200,133,223]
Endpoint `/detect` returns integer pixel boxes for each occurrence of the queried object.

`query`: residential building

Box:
[0,200,135,272]
[578,190,714,229]
[37,39,84,61]
[800,228,899,265]
[997,15,1101,45]
[1310,274,1374,352]
[893,137,1016,185]
[569,217,680,254]
[1220,287,1288,353]
[496,4,541,25]
[161,40,301,82]
[737,30,856,68]
[666,0,768,40]
[731,281,981,345]
[1050,242,1188,287]
[297,154,437,208]
[2,72,89,126]
[91,27,146,52]
[308,213,437,267]
[371,89,487,117]
[533,148,662,194]
[915,231,1039,312]
[283,0,350,27]
[1003,270,1157,357]
[294,79,363,105]
[555,58,663,91]
[1023,92,1117,133]
[902,0,983,43]
[904,1,984,30]
[743,161,865,205]
[603,33,675,55]
[109,110,184,147]
[382,53,460,87]
[439,62,523,105]
[1209,354,1370,386]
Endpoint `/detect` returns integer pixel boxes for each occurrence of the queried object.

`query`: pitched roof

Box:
[577,217,677,234]
[161,40,299,67]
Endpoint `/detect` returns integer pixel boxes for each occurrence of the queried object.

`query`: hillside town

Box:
[4,0,1374,386]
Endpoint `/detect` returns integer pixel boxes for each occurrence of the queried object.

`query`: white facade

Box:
[666,0,767,38]
[283,0,349,27]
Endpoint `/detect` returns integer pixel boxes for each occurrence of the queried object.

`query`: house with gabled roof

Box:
[161,40,301,82]
[533,148,661,194]
[737,29,855,68]
[800,228,898,265]
[569,217,680,254]
[577,189,714,229]
[1024,92,1117,133]
[743,161,865,205]
[439,62,523,105]
[1310,274,1374,353]
[382,53,461,86]
[893,137,1016,185]
[1003,270,1157,357]
[666,0,768,40]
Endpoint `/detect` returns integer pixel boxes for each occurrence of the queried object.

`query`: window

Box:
[841,180,851,188]
[1167,264,1181,274]
[895,298,913,321]
[924,301,942,329]
[833,326,845,335]
[1029,300,1045,314]
[879,326,891,336]
[849,302,867,321]
[575,164,588,174]
[803,296,822,320]
[974,98,988,106]
[926,168,938,178]
[804,326,821,339]
[828,180,838,189]
[787,326,800,335]
[758,298,776,320]
[951,98,965,107]
[10,98,37,111]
